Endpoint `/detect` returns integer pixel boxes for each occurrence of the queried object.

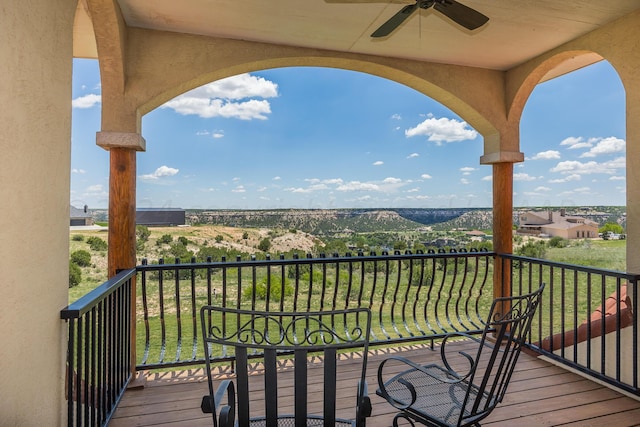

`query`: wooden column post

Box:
[107,147,137,277]
[98,132,145,383]
[493,162,514,301]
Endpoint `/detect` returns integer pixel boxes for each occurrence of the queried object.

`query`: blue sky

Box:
[70,59,626,210]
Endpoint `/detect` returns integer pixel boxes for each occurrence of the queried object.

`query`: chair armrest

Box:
[376,356,421,410]
[440,331,498,381]
[201,380,236,427]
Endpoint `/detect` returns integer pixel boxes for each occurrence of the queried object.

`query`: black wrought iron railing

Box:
[60,269,135,427]
[502,254,640,396]
[60,249,640,427]
[136,249,495,369]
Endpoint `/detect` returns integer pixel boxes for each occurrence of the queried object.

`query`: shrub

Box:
[156,234,173,245]
[548,236,568,248]
[215,235,224,243]
[86,236,107,251]
[72,235,84,241]
[258,238,271,252]
[177,236,189,246]
[70,250,92,267]
[69,261,81,288]
[516,240,547,259]
[243,277,294,301]
[242,231,249,240]
[136,225,150,242]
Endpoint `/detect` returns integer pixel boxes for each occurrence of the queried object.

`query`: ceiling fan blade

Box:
[433,0,488,30]
[371,3,419,37]
[324,0,414,3]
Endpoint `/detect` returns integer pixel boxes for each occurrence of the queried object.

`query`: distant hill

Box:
[90,206,627,234]
[188,209,432,234]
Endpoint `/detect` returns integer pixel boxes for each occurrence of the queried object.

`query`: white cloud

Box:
[530,150,560,160]
[273,176,281,181]
[212,130,225,139]
[162,73,278,120]
[548,174,581,183]
[391,114,402,120]
[482,175,492,181]
[86,184,103,192]
[580,137,625,158]
[574,186,591,193]
[383,177,402,184]
[460,178,470,185]
[336,181,381,192]
[322,178,344,185]
[191,73,278,100]
[373,161,384,166]
[421,174,432,179]
[550,157,624,175]
[139,165,179,180]
[72,94,101,109]
[609,176,626,181]
[460,167,476,175]
[405,116,478,144]
[560,136,592,150]
[534,186,551,192]
[72,168,86,174]
[513,173,536,181]
[232,185,246,193]
[407,153,419,159]
[164,98,272,120]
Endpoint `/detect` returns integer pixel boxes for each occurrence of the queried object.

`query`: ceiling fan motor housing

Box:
[419,0,436,9]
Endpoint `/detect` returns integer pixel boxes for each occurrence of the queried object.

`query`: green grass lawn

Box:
[546,239,626,271]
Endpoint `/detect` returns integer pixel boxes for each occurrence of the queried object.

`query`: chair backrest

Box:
[201,307,372,427]
[460,284,545,426]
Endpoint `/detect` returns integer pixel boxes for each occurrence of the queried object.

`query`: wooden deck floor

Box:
[111,342,640,427]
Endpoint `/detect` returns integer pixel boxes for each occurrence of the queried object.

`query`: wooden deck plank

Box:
[111,343,640,427]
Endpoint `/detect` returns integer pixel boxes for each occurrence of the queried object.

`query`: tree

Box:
[599,222,624,235]
[393,240,407,251]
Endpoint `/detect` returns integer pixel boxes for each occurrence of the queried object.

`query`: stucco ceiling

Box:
[74,0,640,72]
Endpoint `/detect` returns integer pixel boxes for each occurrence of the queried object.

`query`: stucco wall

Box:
[0,0,75,424]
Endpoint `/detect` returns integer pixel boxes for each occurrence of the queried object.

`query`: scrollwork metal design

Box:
[204,309,369,350]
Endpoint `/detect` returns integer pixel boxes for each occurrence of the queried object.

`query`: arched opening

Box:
[138,67,487,211]
[516,59,626,268]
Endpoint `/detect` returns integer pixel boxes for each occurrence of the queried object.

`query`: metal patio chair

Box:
[376,284,545,427]
[200,307,373,427]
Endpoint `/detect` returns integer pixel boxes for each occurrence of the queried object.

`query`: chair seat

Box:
[380,364,491,427]
[247,415,354,426]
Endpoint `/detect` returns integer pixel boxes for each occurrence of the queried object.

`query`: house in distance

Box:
[70,205,94,226]
[517,209,599,239]
[136,208,186,226]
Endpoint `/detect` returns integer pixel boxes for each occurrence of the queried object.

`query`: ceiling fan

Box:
[368,0,489,37]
